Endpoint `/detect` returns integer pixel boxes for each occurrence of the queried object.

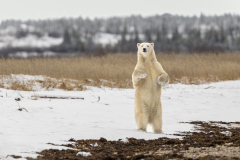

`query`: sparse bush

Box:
[16,30,28,38]
[31,31,43,38]
[48,31,61,38]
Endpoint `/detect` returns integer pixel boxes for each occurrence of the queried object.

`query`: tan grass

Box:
[0,53,240,89]
[0,75,87,91]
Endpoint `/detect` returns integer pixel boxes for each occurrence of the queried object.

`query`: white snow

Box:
[0,26,17,35]
[93,33,145,46]
[94,33,121,46]
[0,24,59,48]
[220,131,232,136]
[90,143,98,147]
[0,35,62,49]
[0,75,240,159]
[76,151,92,156]
[121,138,129,143]
[8,52,57,58]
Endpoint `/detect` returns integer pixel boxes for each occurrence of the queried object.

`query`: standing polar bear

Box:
[132,42,169,134]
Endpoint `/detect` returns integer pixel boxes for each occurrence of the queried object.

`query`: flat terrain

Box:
[0,75,240,159]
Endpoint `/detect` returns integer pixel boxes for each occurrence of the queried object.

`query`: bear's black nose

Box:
[143,48,147,52]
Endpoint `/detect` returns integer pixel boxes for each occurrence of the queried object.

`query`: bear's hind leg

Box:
[151,110,163,134]
[135,113,148,132]
[152,118,162,134]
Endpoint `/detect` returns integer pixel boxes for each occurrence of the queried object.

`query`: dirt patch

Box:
[179,144,240,159]
[22,121,240,160]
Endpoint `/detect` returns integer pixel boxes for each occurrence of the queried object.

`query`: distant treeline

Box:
[1,14,240,56]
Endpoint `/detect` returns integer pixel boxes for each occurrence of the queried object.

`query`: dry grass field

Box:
[0,53,240,89]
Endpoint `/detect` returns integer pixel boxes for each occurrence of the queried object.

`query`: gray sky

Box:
[0,0,240,21]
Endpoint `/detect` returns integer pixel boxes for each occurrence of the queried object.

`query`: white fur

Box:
[158,75,169,86]
[132,42,169,134]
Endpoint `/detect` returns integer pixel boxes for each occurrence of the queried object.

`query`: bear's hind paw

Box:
[137,128,147,132]
[154,131,163,134]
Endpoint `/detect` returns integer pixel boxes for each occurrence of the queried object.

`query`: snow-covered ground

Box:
[8,52,57,58]
[94,33,121,46]
[93,32,146,46]
[0,35,62,49]
[0,25,62,50]
[0,75,240,159]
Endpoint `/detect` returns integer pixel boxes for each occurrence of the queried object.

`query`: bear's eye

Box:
[147,46,149,47]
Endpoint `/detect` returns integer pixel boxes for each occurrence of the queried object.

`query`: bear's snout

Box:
[143,48,147,52]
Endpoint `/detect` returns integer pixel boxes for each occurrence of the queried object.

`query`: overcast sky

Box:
[0,0,240,21]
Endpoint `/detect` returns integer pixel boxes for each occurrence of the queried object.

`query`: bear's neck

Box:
[138,51,157,64]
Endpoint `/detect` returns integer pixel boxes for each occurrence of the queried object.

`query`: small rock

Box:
[99,137,107,142]
[15,97,21,101]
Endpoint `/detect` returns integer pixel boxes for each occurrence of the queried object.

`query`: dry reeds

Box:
[159,53,240,84]
[0,75,87,91]
[0,53,240,88]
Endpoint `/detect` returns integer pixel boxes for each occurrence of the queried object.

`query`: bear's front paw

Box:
[136,73,147,83]
[139,73,147,79]
[157,75,169,86]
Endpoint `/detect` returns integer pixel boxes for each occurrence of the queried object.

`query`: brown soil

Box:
[23,121,240,160]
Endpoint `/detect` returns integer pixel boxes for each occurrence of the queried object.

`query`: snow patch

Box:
[220,131,232,136]
[90,143,99,147]
[94,33,120,46]
[0,35,62,49]
[0,75,239,159]
[76,152,92,156]
[121,138,129,143]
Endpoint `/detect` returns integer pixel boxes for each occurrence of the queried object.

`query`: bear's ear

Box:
[137,43,140,47]
[151,43,154,47]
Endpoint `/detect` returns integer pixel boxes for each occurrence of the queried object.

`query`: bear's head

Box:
[137,42,154,56]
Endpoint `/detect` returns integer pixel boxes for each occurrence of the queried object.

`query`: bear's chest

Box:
[139,64,159,91]
[142,63,158,79]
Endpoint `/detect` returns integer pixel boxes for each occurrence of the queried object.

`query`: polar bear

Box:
[132,42,169,134]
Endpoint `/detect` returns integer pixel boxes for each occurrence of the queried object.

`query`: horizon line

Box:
[1,12,240,23]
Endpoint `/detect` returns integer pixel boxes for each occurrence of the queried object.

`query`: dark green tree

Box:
[120,25,127,52]
[63,28,71,45]
[144,29,152,42]
[134,26,139,43]
[72,29,85,53]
